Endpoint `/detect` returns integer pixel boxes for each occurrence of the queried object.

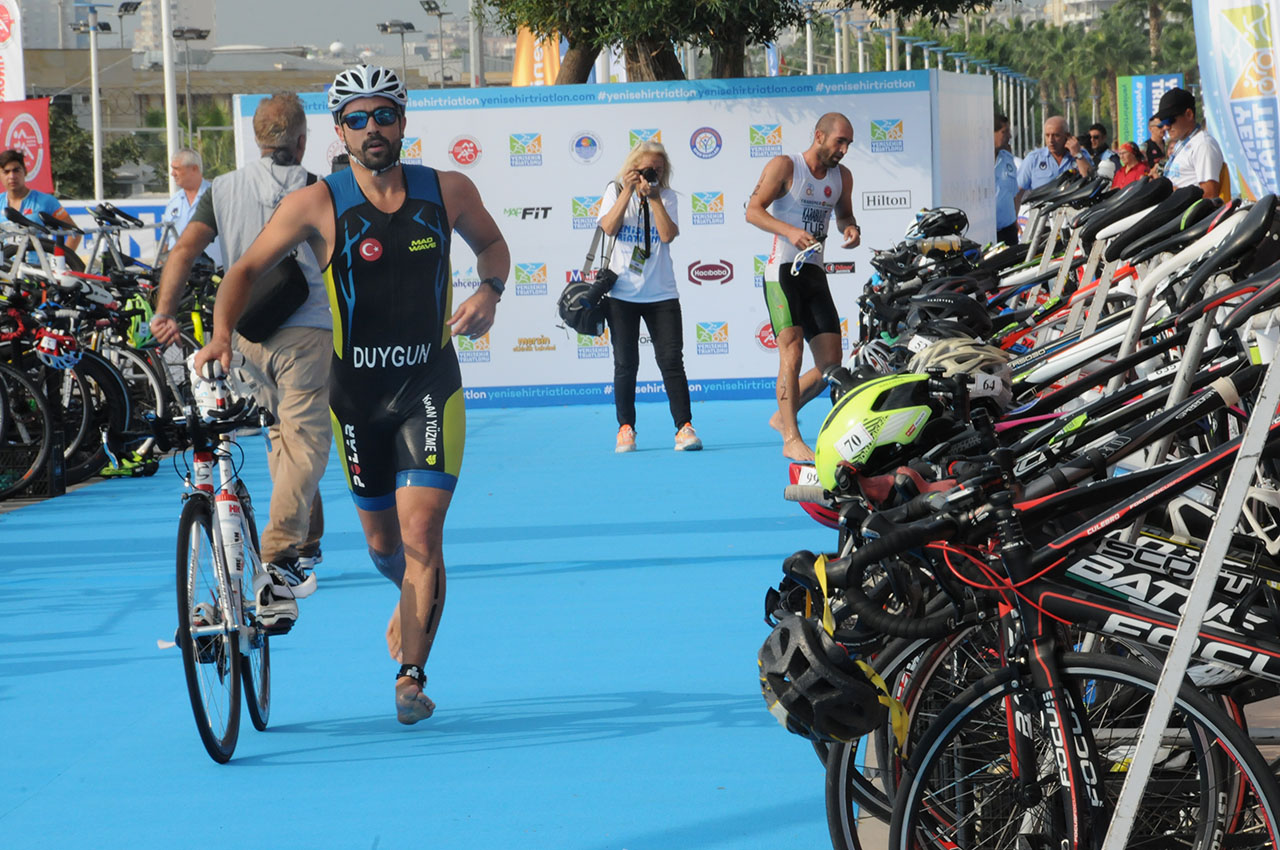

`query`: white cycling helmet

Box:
[908,337,1013,410]
[328,64,407,119]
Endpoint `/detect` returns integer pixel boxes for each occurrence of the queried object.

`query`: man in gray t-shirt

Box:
[150,94,332,634]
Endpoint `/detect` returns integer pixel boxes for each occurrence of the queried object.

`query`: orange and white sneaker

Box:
[616,424,637,453]
[674,423,703,451]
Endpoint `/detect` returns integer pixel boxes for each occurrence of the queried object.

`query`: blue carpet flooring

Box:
[0,398,843,849]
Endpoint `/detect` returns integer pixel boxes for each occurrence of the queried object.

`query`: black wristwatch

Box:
[480,276,505,298]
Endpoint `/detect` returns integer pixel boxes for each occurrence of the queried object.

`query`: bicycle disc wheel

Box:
[890,652,1280,850]
[235,481,271,732]
[0,362,53,499]
[175,496,241,763]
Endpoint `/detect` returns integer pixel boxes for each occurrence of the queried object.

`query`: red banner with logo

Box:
[0,98,52,193]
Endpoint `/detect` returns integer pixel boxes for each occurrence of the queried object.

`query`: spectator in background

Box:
[330,152,351,173]
[1111,142,1149,190]
[0,149,80,251]
[994,113,1018,246]
[1015,116,1092,206]
[1155,87,1227,199]
[162,148,221,267]
[1145,116,1166,171]
[1087,123,1119,166]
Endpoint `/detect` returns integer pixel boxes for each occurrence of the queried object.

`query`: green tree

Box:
[47,105,142,199]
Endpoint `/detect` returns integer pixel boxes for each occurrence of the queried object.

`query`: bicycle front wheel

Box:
[890,652,1280,850]
[235,481,271,732]
[176,496,241,763]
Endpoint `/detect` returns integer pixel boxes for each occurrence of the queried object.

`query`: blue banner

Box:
[765,43,779,77]
[1193,0,1278,199]
[1116,73,1182,148]
[462,378,776,408]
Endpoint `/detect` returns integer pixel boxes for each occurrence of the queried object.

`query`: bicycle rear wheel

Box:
[235,481,271,731]
[175,496,241,763]
[890,652,1280,850]
[0,362,54,499]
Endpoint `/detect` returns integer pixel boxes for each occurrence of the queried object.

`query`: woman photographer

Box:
[596,141,702,453]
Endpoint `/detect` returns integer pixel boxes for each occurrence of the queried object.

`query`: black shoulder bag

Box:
[557,183,620,337]
[235,171,318,343]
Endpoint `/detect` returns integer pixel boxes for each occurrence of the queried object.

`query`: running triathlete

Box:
[194,64,511,725]
[745,112,860,462]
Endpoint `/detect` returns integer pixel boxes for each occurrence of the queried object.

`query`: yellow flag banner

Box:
[512,28,561,86]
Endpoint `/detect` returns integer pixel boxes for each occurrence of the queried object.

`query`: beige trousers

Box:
[234,326,332,564]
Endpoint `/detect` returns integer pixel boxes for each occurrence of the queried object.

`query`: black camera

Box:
[639,166,659,184]
[584,268,618,304]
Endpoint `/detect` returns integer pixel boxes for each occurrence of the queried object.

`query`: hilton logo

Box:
[862,191,911,210]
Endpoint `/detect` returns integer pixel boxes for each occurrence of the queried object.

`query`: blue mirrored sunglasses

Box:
[341,107,400,130]
[1158,117,1175,128]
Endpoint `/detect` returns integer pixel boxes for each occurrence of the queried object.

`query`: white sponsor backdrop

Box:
[0,0,24,103]
[231,72,989,407]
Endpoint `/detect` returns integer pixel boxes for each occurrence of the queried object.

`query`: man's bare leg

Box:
[356,505,405,661]
[392,486,451,724]
[769,366,827,432]
[774,326,814,461]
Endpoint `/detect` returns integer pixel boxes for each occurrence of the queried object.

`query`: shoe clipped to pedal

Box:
[252,567,298,635]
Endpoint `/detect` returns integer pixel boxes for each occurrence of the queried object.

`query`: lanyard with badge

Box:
[1166,126,1200,173]
[628,193,653,275]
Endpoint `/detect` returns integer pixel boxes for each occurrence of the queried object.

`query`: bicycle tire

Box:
[60,351,130,484]
[0,361,54,499]
[235,480,271,732]
[176,496,242,763]
[890,652,1280,850]
[100,343,168,438]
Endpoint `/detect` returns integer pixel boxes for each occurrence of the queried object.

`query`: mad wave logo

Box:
[870,119,904,153]
[577,328,611,359]
[753,254,770,288]
[456,332,491,362]
[630,128,661,147]
[453,267,481,290]
[690,127,722,159]
[514,262,548,295]
[687,260,733,285]
[408,236,437,253]
[749,124,784,157]
[358,238,383,262]
[509,133,543,166]
[569,132,602,164]
[401,137,423,164]
[695,321,730,355]
[756,321,778,351]
[691,192,725,225]
[449,135,482,167]
[571,195,603,230]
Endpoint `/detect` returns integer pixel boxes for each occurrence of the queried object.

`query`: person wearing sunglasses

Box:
[193,64,511,726]
[1085,123,1118,167]
[1153,87,1226,199]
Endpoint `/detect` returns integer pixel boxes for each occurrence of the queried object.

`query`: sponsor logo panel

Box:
[691,191,725,226]
[456,332,491,362]
[569,132,602,164]
[513,335,557,352]
[749,123,784,157]
[449,135,483,167]
[629,128,662,147]
[571,195,603,230]
[753,254,770,288]
[839,317,850,351]
[400,137,423,164]
[504,206,551,220]
[862,190,911,210]
[453,266,481,290]
[695,321,730,355]
[756,321,778,351]
[690,127,722,159]
[509,133,543,166]
[514,262,548,296]
[824,261,856,274]
[687,259,734,285]
[869,119,904,153]
[577,328,611,359]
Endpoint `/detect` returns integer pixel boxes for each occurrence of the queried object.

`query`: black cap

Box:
[1154,87,1195,122]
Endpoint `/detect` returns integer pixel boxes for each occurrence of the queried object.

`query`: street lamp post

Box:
[116,1,140,49]
[420,2,449,89]
[172,26,210,147]
[897,36,919,71]
[376,20,416,83]
[71,5,112,201]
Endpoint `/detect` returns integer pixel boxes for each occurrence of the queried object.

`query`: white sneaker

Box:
[252,568,298,633]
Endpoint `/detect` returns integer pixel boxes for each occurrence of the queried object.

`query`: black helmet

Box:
[904,291,993,341]
[909,207,969,239]
[757,615,887,742]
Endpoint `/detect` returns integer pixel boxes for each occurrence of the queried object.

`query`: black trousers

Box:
[605,297,692,430]
[997,223,1019,246]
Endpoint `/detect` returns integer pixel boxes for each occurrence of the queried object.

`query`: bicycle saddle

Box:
[3,206,44,230]
[1221,257,1280,333]
[1076,178,1173,246]
[1056,175,1111,210]
[37,211,83,234]
[1126,198,1230,266]
[1022,171,1082,208]
[1174,196,1277,311]
[1104,185,1205,263]
[99,202,144,227]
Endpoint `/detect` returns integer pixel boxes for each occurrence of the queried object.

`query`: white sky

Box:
[210,0,476,53]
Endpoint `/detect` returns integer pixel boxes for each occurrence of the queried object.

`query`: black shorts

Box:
[330,347,466,511]
[763,261,840,342]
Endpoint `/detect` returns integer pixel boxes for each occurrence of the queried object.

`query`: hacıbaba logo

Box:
[509,133,543,166]
[749,124,783,157]
[870,119,905,153]
[695,321,730,355]
[691,192,725,225]
[514,262,548,295]
[687,260,734,285]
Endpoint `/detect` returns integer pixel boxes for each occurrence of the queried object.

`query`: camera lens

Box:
[640,167,659,183]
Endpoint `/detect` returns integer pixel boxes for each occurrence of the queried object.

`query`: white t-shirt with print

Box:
[596,183,680,303]
[1164,129,1225,190]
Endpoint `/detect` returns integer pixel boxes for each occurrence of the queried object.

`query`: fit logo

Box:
[504,207,551,220]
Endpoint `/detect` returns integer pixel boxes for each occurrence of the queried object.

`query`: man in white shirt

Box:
[1154,87,1226,199]
[162,148,222,266]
